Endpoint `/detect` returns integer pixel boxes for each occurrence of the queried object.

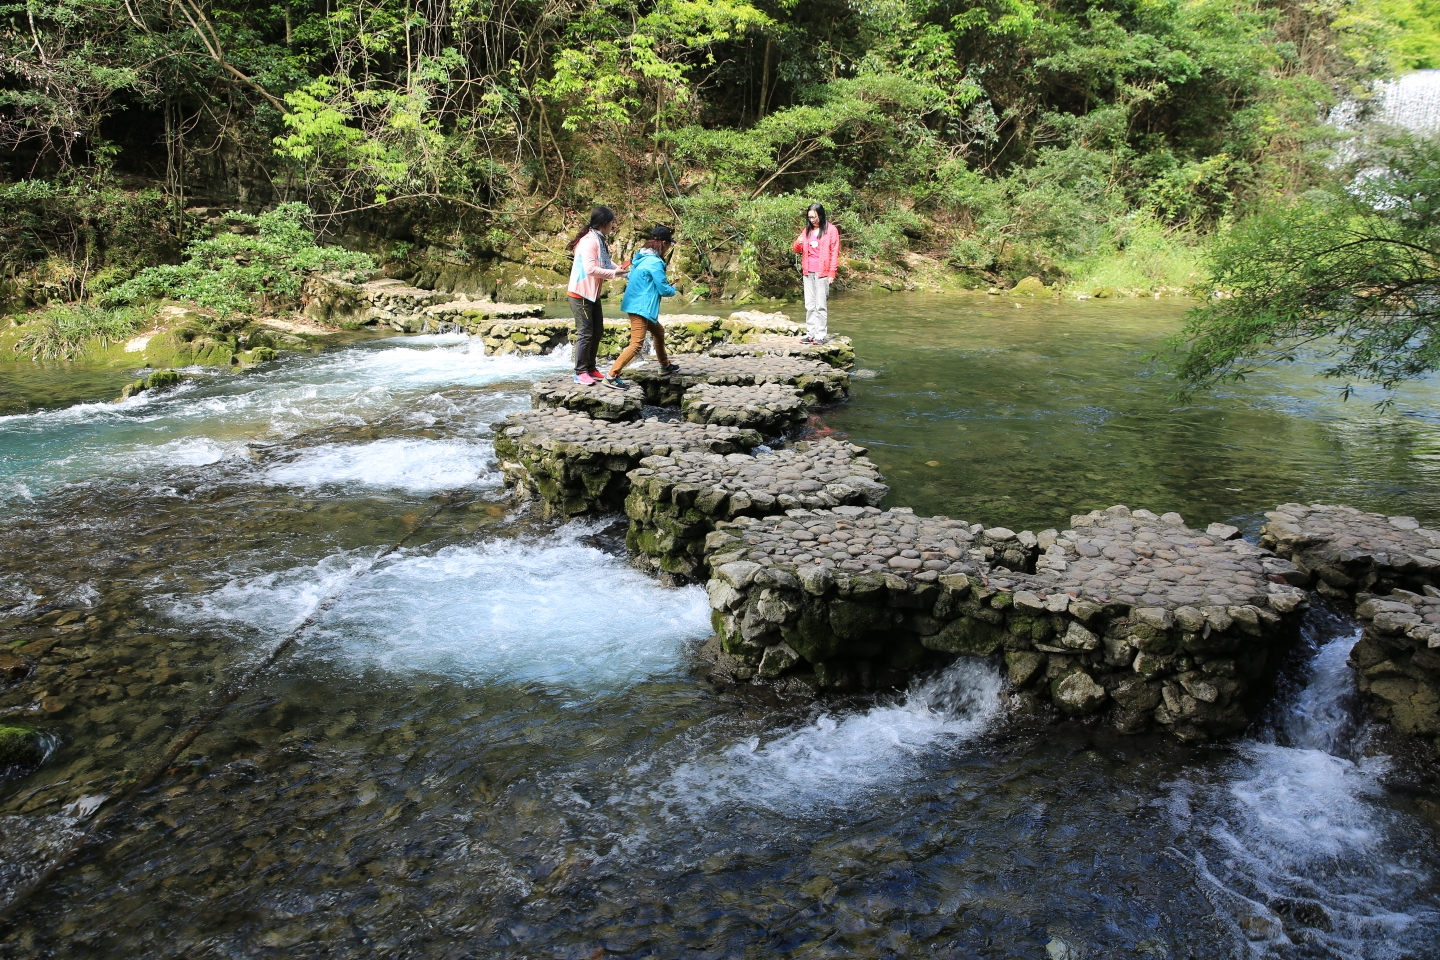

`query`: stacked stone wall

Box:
[702,505,1308,740]
[492,409,762,517]
[623,439,888,579]
[1349,590,1440,751]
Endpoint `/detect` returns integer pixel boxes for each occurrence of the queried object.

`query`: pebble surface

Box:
[532,377,644,421]
[625,355,849,407]
[623,440,888,578]
[709,335,854,370]
[681,382,808,433]
[1261,502,1440,598]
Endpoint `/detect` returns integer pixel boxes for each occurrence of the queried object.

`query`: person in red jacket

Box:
[792,203,839,343]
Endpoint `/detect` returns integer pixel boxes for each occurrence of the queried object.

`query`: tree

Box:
[1171,134,1440,396]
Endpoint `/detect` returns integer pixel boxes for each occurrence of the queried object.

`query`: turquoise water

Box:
[0,297,1436,958]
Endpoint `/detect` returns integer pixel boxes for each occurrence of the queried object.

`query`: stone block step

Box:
[624,438,888,579]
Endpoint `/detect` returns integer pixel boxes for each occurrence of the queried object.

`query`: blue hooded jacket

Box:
[619,247,676,322]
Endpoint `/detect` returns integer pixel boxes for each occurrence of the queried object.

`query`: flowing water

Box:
[1,295,1438,958]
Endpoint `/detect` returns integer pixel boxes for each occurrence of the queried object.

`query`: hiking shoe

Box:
[574,372,599,385]
[658,363,681,375]
[603,375,629,389]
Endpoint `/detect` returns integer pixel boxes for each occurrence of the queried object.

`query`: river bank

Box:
[1,294,1438,956]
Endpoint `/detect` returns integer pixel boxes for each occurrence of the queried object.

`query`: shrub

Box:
[102,203,375,317]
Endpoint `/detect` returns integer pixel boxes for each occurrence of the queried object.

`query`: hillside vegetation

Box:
[0,0,1434,303]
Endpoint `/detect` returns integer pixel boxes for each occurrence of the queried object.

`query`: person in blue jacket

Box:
[605,225,681,387]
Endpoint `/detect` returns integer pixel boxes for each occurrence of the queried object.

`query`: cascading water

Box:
[1169,606,1439,958]
[1330,69,1440,133]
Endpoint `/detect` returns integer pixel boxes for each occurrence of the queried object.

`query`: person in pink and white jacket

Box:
[791,203,840,343]
[566,206,628,384]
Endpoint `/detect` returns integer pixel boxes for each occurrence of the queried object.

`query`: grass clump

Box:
[102,202,374,317]
[12,303,157,360]
[1060,215,1206,297]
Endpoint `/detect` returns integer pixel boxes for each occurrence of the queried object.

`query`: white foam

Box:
[656,659,1004,815]
[0,338,566,498]
[263,438,499,492]
[175,524,710,692]
[163,550,373,638]
[305,524,708,691]
[1172,628,1440,956]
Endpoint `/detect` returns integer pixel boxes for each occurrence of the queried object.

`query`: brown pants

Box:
[608,314,668,376]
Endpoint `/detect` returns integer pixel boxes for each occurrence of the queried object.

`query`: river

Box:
[0,294,1436,958]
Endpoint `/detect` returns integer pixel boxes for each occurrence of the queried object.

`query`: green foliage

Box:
[102,204,374,317]
[12,303,157,360]
[1171,134,1440,394]
[0,181,183,301]
[1373,0,1440,68]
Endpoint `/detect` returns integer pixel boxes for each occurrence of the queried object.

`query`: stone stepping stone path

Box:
[625,355,849,408]
[701,502,1308,740]
[1260,502,1440,599]
[709,334,855,370]
[532,377,644,421]
[1017,506,1301,614]
[623,438,888,578]
[492,409,762,516]
[681,382,809,434]
[1349,589,1440,750]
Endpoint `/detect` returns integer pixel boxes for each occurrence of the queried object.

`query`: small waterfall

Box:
[1172,609,1440,957]
[1330,69,1440,134]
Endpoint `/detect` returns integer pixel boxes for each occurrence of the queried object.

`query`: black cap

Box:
[649,225,675,242]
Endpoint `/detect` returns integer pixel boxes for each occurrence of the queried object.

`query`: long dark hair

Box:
[568,206,616,250]
[805,203,827,235]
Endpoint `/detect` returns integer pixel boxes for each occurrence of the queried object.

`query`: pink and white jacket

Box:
[792,223,840,279]
[567,229,620,302]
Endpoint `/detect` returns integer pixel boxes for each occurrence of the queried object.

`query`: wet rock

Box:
[118,369,184,402]
[1260,503,1440,599]
[0,725,46,766]
[1350,587,1440,752]
[1052,671,1108,715]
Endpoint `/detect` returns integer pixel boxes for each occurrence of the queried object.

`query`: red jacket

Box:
[793,223,840,279]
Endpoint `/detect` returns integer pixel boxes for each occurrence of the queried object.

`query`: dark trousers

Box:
[569,295,603,374]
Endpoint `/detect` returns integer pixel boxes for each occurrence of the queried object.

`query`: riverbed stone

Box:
[1260,502,1440,599]
[681,382,808,435]
[492,408,763,517]
[702,504,1306,740]
[0,725,45,766]
[1349,588,1440,753]
[624,438,888,579]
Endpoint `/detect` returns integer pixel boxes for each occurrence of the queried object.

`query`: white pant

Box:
[803,272,830,340]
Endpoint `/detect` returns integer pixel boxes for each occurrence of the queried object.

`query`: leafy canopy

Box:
[1171,134,1440,396]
